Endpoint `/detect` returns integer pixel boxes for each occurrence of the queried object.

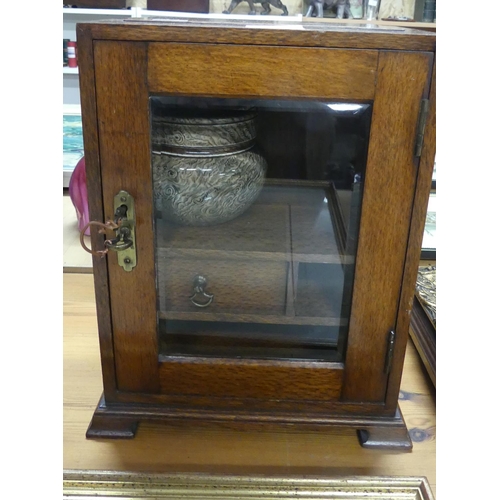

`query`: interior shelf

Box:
[63,67,79,74]
[156,181,353,331]
[155,182,351,265]
[160,311,345,327]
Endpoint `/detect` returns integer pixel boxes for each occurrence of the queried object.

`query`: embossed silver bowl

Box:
[152,109,267,226]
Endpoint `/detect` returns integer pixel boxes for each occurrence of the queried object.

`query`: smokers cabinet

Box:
[77,18,436,450]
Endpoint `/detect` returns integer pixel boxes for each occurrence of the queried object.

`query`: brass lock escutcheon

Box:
[80,190,137,272]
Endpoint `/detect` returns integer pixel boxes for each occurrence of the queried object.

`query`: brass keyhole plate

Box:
[114,190,136,272]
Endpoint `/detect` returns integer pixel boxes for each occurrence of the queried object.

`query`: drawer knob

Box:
[189,275,214,308]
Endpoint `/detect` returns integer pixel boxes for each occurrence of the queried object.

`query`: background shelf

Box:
[62,7,135,16]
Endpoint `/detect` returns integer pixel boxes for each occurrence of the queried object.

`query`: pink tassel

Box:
[68,156,90,236]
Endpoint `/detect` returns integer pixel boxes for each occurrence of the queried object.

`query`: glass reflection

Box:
[151,97,372,362]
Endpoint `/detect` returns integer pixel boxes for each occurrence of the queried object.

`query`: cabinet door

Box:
[89,40,432,408]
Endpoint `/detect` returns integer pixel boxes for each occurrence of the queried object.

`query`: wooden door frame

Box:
[79,32,434,414]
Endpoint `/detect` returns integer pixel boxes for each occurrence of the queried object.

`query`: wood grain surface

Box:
[156,203,290,256]
[159,311,344,326]
[93,41,159,393]
[63,273,436,493]
[156,186,344,263]
[386,63,436,407]
[341,50,433,404]
[158,357,344,400]
[77,24,118,397]
[148,43,378,100]
[79,20,436,52]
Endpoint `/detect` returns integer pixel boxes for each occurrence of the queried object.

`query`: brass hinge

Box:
[384,330,396,374]
[414,99,430,157]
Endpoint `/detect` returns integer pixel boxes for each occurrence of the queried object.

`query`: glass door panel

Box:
[150,97,372,363]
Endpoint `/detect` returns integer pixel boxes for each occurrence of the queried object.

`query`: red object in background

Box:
[69,157,90,236]
[68,41,77,68]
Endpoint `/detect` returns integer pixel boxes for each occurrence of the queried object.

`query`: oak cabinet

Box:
[77,17,435,449]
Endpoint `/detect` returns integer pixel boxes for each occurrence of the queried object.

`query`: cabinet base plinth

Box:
[86,398,139,439]
[356,409,412,451]
[86,394,412,450]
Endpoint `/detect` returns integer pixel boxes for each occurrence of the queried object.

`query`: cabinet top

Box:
[76,17,436,52]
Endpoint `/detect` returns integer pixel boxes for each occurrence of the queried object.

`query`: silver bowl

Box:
[152,110,267,226]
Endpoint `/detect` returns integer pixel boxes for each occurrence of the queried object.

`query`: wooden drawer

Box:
[158,257,288,317]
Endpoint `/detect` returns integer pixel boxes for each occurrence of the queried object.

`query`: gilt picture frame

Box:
[409,265,436,386]
[420,162,436,260]
[63,471,435,500]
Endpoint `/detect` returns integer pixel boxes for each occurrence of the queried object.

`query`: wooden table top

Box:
[63,273,436,494]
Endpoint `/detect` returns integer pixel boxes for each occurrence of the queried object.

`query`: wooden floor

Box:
[63,271,436,494]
